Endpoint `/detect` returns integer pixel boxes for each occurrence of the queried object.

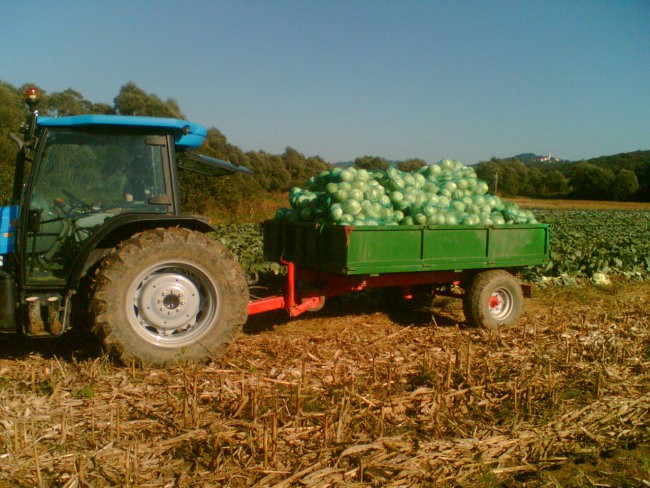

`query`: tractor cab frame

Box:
[1,94,251,352]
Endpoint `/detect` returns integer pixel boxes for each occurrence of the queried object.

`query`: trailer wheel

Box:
[462,270,523,329]
[303,296,326,312]
[90,228,248,366]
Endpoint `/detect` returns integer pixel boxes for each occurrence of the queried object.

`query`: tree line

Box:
[349,153,648,201]
[473,154,648,201]
[1,80,647,211]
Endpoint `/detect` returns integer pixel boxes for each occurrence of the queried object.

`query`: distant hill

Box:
[332,159,402,168]
[581,150,650,171]
[511,153,564,163]
[524,149,650,173]
[512,153,538,163]
[338,153,570,167]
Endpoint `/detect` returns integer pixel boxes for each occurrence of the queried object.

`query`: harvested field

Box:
[1,281,648,487]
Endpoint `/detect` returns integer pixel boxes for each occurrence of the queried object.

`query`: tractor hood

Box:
[37,115,208,149]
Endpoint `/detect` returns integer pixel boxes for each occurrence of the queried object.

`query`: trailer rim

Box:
[488,287,514,321]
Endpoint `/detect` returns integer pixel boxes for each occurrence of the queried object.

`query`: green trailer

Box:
[251,220,550,329]
[263,220,549,274]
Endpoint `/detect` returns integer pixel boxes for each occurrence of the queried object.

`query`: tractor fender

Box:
[68,213,215,290]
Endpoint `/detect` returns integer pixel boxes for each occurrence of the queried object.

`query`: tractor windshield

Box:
[26,129,169,284]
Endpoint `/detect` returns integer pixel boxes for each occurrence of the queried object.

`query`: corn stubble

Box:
[0,282,648,487]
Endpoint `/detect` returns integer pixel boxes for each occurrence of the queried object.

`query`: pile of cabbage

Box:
[275,159,538,226]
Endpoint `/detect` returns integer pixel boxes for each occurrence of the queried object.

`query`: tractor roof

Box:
[37,114,207,148]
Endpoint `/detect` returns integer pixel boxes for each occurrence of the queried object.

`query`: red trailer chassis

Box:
[247,260,473,318]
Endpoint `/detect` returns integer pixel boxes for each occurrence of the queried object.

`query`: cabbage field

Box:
[531,208,650,284]
[214,207,650,284]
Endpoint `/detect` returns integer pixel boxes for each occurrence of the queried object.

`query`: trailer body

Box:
[253,220,549,327]
[263,220,549,275]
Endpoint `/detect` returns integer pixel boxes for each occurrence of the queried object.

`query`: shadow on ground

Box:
[0,328,103,362]
[244,288,466,334]
[1,289,468,362]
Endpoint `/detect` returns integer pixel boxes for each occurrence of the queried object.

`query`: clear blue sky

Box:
[2,1,648,164]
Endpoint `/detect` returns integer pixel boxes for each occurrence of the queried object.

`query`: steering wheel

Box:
[60,189,93,214]
[51,190,94,219]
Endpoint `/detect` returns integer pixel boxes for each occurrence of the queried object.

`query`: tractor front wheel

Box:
[90,228,248,366]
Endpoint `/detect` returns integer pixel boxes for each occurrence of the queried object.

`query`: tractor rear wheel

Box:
[90,228,248,366]
[462,270,523,329]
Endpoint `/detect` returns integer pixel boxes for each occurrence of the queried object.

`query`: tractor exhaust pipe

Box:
[47,296,63,335]
[26,296,45,334]
[0,271,16,332]
[26,295,64,335]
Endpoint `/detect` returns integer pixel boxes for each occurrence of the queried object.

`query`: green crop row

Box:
[213,209,649,285]
[528,209,649,283]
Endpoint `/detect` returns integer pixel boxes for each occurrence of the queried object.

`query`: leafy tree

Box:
[569,163,615,200]
[43,89,87,116]
[252,152,291,192]
[43,88,116,116]
[282,147,306,181]
[0,82,26,203]
[544,170,570,196]
[634,161,650,201]
[114,82,183,118]
[398,158,426,172]
[611,168,640,201]
[476,158,530,196]
[279,147,327,190]
[0,83,24,152]
[474,160,502,194]
[354,155,389,170]
[523,166,544,197]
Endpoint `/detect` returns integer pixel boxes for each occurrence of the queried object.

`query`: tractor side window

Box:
[26,130,168,284]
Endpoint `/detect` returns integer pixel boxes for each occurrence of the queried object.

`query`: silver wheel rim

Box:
[126,259,220,348]
[488,287,514,321]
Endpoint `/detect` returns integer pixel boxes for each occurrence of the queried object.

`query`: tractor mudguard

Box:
[67,213,215,290]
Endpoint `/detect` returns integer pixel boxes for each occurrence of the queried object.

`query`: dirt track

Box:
[1,281,648,487]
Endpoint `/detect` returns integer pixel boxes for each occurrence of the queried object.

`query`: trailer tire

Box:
[462,270,523,329]
[90,228,248,366]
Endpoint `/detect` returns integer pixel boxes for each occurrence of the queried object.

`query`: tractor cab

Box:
[19,115,208,286]
[1,88,251,342]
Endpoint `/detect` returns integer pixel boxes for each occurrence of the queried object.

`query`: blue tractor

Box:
[0,89,252,366]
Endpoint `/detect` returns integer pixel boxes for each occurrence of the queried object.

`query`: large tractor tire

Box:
[90,228,249,366]
[462,270,523,329]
